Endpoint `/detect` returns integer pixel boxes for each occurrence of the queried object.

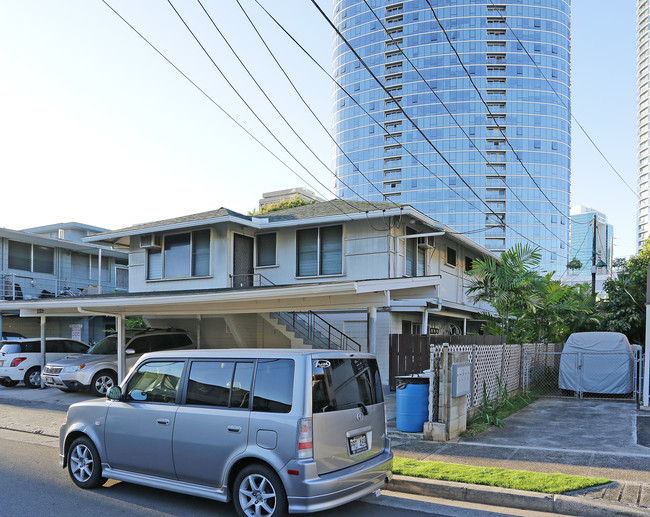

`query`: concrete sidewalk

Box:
[1,385,649,515]
[386,392,650,514]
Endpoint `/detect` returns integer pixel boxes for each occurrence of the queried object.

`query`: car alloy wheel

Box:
[91,371,116,396]
[67,436,106,489]
[24,367,41,388]
[234,464,286,517]
[70,442,94,483]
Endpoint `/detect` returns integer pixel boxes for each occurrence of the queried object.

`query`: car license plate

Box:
[348,433,369,455]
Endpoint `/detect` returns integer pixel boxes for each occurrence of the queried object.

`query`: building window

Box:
[465,256,474,273]
[446,247,457,267]
[148,229,210,280]
[296,225,343,277]
[7,240,54,274]
[256,233,277,267]
[115,266,129,291]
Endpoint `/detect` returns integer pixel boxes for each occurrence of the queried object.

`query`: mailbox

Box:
[451,362,471,397]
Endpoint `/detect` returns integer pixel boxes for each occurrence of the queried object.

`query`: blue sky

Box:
[0,1,639,257]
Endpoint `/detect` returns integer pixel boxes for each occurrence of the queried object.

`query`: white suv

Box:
[0,338,90,388]
[42,328,194,396]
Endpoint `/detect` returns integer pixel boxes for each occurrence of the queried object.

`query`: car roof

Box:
[0,337,84,344]
[137,348,375,361]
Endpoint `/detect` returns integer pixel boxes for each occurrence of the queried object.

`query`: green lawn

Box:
[392,457,609,494]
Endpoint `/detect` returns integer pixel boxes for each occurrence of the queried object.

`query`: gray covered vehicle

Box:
[558,332,636,394]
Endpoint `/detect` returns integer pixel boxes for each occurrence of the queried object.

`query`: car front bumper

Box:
[42,371,92,390]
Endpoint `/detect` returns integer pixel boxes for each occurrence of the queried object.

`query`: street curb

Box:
[389,475,648,517]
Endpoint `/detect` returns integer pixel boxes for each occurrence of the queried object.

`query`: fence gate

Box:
[523,350,641,401]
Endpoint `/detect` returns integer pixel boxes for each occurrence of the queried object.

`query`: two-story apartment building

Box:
[0,202,495,383]
[81,200,494,380]
[0,223,128,342]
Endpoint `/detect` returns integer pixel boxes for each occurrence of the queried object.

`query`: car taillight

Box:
[297,418,313,459]
[10,357,27,367]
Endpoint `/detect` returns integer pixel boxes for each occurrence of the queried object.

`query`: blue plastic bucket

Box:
[396,382,429,432]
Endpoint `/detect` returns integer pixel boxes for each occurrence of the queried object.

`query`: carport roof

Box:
[0,276,440,318]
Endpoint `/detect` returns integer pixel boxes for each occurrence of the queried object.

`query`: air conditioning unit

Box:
[140,234,161,249]
[417,236,434,249]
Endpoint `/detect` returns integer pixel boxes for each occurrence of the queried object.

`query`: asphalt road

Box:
[0,429,561,517]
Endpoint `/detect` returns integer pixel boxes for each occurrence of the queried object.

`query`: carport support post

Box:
[641,272,650,411]
[367,307,377,355]
[117,315,126,384]
[641,301,650,411]
[40,315,46,388]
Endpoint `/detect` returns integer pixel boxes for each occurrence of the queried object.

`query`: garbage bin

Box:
[396,377,429,432]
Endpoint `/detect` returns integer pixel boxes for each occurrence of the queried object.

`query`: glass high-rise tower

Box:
[332,1,571,272]
[638,0,649,250]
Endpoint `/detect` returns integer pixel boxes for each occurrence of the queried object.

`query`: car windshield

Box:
[87,335,118,355]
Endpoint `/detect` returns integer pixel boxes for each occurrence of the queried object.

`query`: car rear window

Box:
[1,344,22,354]
[312,358,384,414]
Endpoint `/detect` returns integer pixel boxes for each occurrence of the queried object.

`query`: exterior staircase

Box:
[263,311,361,351]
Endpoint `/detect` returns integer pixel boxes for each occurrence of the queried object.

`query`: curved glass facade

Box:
[332,0,571,272]
[638,0,649,250]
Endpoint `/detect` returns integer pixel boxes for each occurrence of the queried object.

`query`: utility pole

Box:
[591,213,597,298]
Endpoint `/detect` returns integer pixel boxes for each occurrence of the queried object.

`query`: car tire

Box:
[233,464,287,517]
[90,370,116,397]
[0,379,19,387]
[67,436,107,489]
[24,367,41,388]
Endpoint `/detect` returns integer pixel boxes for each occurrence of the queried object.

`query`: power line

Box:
[487,0,638,199]
[165,0,362,218]
[231,0,401,210]
[99,0,340,212]
[361,0,570,247]
[251,0,493,223]
[309,0,566,258]
[193,0,387,212]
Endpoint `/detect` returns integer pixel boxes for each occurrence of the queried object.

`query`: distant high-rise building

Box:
[566,205,613,295]
[332,0,571,272]
[638,0,650,249]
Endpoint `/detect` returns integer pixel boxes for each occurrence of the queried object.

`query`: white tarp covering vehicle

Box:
[559,332,635,394]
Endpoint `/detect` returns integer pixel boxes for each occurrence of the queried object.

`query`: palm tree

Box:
[466,244,541,341]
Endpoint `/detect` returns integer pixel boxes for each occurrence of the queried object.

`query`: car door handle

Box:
[157,418,170,426]
[227,425,242,433]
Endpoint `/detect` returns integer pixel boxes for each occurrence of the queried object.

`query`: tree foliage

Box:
[600,240,650,344]
[466,244,603,343]
[248,198,313,215]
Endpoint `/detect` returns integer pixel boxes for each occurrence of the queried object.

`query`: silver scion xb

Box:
[59,349,392,516]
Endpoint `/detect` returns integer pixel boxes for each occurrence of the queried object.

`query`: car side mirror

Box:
[107,386,122,401]
[125,348,135,355]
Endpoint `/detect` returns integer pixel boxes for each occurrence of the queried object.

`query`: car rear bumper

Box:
[0,367,22,382]
[284,447,393,514]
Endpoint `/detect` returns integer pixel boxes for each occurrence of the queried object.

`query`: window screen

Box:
[320,226,342,275]
[8,241,31,271]
[147,250,162,280]
[164,233,191,278]
[256,233,276,267]
[296,229,318,276]
[33,245,54,274]
[192,230,210,276]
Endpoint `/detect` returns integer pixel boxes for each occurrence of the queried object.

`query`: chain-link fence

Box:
[523,349,643,400]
